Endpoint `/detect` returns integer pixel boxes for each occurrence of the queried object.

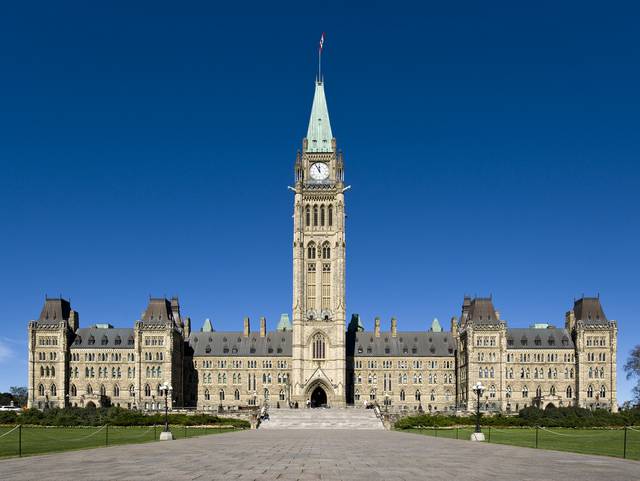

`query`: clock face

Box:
[310,162,329,180]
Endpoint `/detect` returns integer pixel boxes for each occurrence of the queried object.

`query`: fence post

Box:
[18,425,22,457]
[106,424,109,447]
[623,427,627,459]
[535,426,539,449]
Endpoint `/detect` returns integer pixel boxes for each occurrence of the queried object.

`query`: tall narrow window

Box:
[312,333,326,359]
[305,205,310,226]
[307,262,316,310]
[307,242,316,259]
[313,205,318,226]
[321,263,331,310]
[320,205,325,226]
[328,205,333,226]
[71,384,77,396]
[322,242,330,259]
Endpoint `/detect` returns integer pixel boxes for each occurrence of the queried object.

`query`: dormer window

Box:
[114,336,122,346]
[74,337,82,345]
[88,336,95,345]
[205,344,211,354]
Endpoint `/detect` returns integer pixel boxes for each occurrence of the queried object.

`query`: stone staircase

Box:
[259,407,385,430]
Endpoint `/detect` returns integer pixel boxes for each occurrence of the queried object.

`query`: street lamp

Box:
[159,382,173,441]
[471,382,485,441]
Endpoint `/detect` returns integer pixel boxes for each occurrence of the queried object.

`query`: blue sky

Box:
[0,1,638,401]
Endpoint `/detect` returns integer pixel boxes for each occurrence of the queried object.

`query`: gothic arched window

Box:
[307,242,316,259]
[71,384,77,396]
[50,384,57,396]
[38,384,45,396]
[400,390,405,401]
[114,385,120,397]
[328,205,333,226]
[144,384,151,397]
[536,386,542,398]
[587,385,594,398]
[522,385,528,398]
[234,389,240,400]
[320,205,325,226]
[312,333,326,359]
[313,205,318,226]
[305,205,310,226]
[100,384,107,396]
[204,389,210,400]
[322,242,330,259]
[600,385,606,397]
[415,390,421,401]
[219,389,225,401]
[566,386,572,398]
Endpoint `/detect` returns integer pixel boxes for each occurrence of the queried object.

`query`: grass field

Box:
[0,425,237,458]
[407,426,640,460]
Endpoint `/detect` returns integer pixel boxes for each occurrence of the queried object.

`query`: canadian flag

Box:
[319,32,325,52]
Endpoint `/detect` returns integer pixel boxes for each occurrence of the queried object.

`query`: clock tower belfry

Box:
[290,79,346,407]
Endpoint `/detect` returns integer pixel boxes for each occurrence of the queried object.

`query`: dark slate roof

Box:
[506,328,574,350]
[574,297,608,325]
[188,331,291,357]
[38,298,71,324]
[466,297,499,325]
[71,327,135,349]
[352,331,455,357]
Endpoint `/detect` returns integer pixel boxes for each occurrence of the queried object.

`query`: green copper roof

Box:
[306,80,333,152]
[276,313,292,331]
[202,318,213,332]
[430,317,443,333]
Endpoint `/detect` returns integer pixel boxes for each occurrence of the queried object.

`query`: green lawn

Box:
[0,425,237,458]
[407,426,640,460]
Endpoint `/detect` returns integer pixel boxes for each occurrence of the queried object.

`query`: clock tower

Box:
[290,79,347,407]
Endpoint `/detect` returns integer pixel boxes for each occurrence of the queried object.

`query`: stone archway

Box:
[311,386,327,407]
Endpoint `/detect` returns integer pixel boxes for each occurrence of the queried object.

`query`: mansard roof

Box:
[353,331,455,357]
[305,80,333,152]
[188,331,292,357]
[466,297,499,325]
[71,327,135,349]
[141,297,182,325]
[574,297,608,325]
[38,298,71,324]
[506,327,574,349]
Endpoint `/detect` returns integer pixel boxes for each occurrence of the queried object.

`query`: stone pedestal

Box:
[159,430,174,441]
[470,432,485,442]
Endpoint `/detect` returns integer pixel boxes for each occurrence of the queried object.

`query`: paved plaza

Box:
[0,429,637,481]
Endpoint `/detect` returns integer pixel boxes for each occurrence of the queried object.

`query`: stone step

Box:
[259,408,385,430]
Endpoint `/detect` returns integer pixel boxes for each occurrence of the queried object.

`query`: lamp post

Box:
[471,382,485,441]
[159,382,173,441]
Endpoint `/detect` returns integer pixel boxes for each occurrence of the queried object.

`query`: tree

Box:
[10,386,28,407]
[624,345,640,405]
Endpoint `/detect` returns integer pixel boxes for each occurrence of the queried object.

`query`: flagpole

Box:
[318,47,321,82]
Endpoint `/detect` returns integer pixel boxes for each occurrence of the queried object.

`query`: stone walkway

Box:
[0,429,637,480]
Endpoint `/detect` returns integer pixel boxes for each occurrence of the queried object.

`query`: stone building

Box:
[27,76,618,413]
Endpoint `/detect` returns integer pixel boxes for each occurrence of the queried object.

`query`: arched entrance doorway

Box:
[310,386,327,407]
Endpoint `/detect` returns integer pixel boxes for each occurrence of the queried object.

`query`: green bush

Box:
[0,407,249,429]
[394,406,640,430]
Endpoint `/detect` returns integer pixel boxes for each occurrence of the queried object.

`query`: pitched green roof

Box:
[306,81,333,152]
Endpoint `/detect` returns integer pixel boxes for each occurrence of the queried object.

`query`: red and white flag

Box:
[319,32,325,53]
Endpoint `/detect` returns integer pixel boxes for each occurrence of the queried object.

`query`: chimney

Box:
[495,310,500,321]
[451,316,458,336]
[243,317,250,337]
[260,317,266,337]
[391,317,397,337]
[184,317,191,338]
[374,317,381,338]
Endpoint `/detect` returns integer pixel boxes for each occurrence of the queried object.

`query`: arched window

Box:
[50,384,57,396]
[100,385,106,396]
[129,385,135,397]
[40,366,44,376]
[522,386,528,398]
[204,389,210,400]
[400,390,405,401]
[87,384,93,395]
[279,389,285,401]
[566,386,572,398]
[370,389,376,400]
[156,384,162,396]
[313,205,318,226]
[305,205,310,226]
[114,385,120,397]
[600,385,606,397]
[38,384,45,396]
[264,388,270,400]
[307,242,316,259]
[219,389,225,401]
[536,386,542,398]
[45,366,50,377]
[320,205,325,226]
[430,390,436,401]
[587,385,594,398]
[415,390,421,401]
[321,242,330,259]
[328,205,333,226]
[312,333,326,359]
[354,390,360,401]
[71,384,77,396]
[144,384,151,397]
[234,389,240,401]
[550,385,556,396]
[506,386,512,398]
